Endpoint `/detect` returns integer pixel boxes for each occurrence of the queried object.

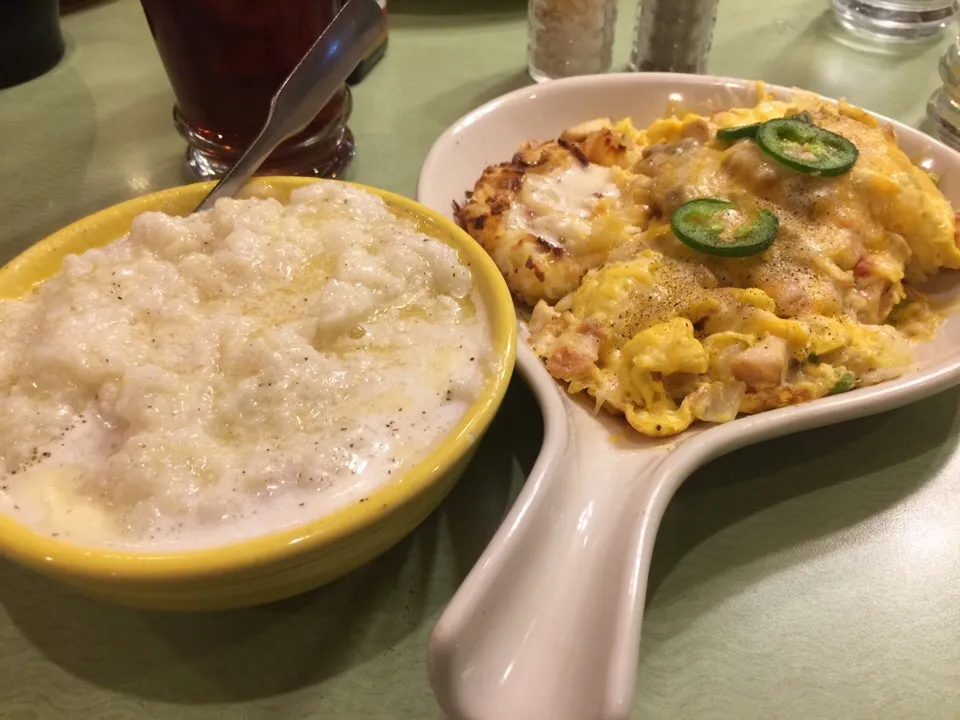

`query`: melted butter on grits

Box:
[459,86,960,437]
[0,182,491,550]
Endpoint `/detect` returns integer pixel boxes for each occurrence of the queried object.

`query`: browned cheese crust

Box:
[455,119,648,306]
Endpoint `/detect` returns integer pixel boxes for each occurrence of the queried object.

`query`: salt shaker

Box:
[527,0,618,82]
[629,0,719,74]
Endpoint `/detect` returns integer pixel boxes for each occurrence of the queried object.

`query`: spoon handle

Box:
[195,0,387,213]
[428,344,688,720]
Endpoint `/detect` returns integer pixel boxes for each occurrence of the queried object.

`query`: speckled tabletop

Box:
[2,1,960,718]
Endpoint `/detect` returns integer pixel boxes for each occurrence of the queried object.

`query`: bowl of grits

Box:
[0,177,516,610]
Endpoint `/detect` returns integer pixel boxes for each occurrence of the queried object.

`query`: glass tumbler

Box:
[139,0,354,180]
[0,0,64,89]
[832,0,958,41]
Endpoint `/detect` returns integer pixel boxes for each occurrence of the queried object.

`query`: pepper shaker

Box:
[629,0,719,74]
[928,35,960,151]
[527,0,619,82]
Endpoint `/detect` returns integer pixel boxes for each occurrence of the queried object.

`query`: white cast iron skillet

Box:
[417,73,960,720]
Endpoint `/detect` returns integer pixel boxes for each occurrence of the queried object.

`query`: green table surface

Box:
[3,1,960,718]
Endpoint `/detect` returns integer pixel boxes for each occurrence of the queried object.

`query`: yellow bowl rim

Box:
[0,177,517,583]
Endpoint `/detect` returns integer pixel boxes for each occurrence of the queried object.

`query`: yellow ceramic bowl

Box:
[0,178,517,611]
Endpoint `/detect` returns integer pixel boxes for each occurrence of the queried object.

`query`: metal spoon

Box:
[195,0,387,213]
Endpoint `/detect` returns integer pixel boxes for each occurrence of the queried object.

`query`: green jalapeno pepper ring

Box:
[717,111,815,143]
[671,198,779,258]
[755,117,858,176]
[716,122,763,142]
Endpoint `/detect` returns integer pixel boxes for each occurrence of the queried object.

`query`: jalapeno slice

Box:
[717,121,763,142]
[755,117,858,176]
[671,198,779,257]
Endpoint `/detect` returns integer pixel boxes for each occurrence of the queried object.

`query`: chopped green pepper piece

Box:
[829,371,856,395]
[717,112,811,143]
[717,121,763,142]
[887,297,913,322]
[756,118,859,176]
[807,352,820,364]
[671,198,779,258]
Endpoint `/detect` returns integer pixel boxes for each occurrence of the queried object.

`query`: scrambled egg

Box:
[458,86,960,437]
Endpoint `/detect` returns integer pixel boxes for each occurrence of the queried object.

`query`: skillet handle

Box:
[428,345,687,720]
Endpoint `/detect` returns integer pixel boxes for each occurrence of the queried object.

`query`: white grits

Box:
[0,182,490,550]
